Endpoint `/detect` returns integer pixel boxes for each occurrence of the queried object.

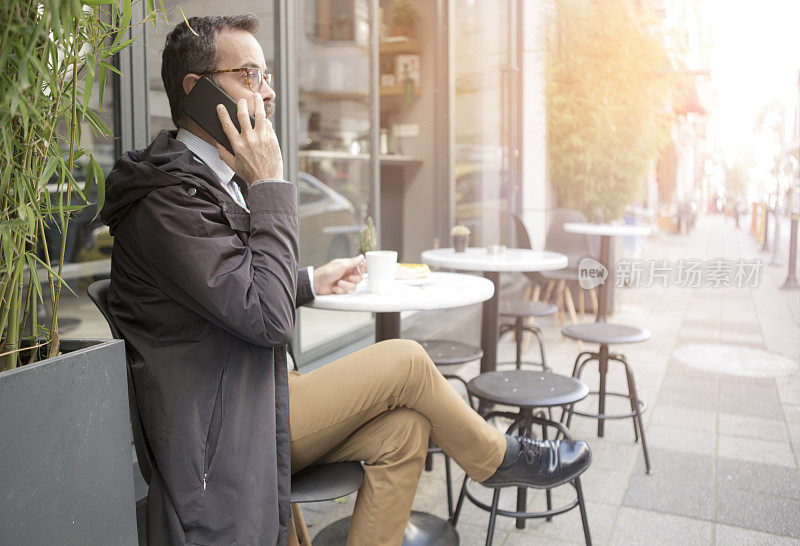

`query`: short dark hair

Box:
[161,15,260,127]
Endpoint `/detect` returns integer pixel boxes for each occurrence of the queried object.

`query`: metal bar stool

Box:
[290,462,364,545]
[451,370,592,546]
[416,339,482,520]
[561,322,652,474]
[498,300,557,371]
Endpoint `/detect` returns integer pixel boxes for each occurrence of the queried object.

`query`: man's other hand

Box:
[313,256,366,295]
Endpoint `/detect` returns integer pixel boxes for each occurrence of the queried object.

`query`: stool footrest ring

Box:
[462,478,581,520]
[569,391,646,420]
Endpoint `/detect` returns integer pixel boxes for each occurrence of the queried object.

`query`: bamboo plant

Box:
[0,0,163,371]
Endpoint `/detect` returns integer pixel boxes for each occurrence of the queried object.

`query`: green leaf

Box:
[38,156,59,190]
[83,155,97,202]
[97,63,106,110]
[82,54,95,112]
[103,36,136,59]
[82,106,111,136]
[25,254,43,303]
[0,163,12,196]
[111,0,132,49]
[99,60,122,76]
[92,157,106,214]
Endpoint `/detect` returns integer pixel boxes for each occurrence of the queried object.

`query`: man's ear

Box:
[182,73,200,96]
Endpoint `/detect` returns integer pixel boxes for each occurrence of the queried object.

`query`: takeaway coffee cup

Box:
[365,250,397,295]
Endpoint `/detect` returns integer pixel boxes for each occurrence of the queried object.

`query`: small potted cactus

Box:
[450,224,471,252]
[358,216,378,255]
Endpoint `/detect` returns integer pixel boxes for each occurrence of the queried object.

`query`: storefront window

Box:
[295,0,374,356]
[452,0,515,245]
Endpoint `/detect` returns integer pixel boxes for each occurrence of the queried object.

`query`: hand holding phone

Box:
[215,95,283,184]
[182,77,282,184]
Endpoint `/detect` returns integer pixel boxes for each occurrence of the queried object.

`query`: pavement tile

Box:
[650,404,716,432]
[656,386,717,413]
[717,486,800,538]
[717,412,789,442]
[570,438,638,473]
[501,500,615,546]
[718,382,783,420]
[646,423,716,456]
[719,330,765,348]
[717,435,798,469]
[609,507,714,545]
[716,457,800,500]
[623,448,715,520]
[777,376,800,406]
[549,465,629,507]
[714,523,800,545]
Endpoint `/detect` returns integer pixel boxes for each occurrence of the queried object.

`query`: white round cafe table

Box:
[308,271,493,546]
[421,248,568,377]
[309,271,494,341]
[563,222,652,321]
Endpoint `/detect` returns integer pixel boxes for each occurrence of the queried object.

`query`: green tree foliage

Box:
[724,159,750,200]
[0,1,163,371]
[547,0,676,220]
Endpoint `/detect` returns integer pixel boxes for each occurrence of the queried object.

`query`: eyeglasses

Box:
[200,67,275,93]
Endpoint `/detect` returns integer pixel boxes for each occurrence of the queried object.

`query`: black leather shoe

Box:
[481,437,591,489]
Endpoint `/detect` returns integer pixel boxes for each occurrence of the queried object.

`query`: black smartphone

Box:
[182,76,254,155]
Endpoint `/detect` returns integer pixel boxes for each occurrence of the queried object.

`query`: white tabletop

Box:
[421,247,568,273]
[563,222,652,237]
[308,272,494,313]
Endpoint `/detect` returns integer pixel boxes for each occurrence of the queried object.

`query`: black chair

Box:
[451,370,592,546]
[415,338,483,520]
[87,280,364,544]
[561,322,652,474]
[538,210,600,325]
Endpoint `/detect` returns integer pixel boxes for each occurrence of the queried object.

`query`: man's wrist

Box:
[250,178,290,187]
[307,266,316,296]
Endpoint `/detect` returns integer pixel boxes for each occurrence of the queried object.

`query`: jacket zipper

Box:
[203,369,225,492]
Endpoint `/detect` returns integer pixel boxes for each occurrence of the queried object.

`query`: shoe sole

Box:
[481,453,592,489]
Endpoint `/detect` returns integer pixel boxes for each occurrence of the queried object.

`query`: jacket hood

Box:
[101,130,218,233]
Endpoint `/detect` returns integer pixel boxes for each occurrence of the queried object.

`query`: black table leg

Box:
[478,271,501,416]
[597,236,611,322]
[319,311,458,546]
[480,271,501,374]
[375,312,401,342]
[597,343,609,437]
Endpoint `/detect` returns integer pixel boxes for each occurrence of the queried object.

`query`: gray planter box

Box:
[0,339,137,545]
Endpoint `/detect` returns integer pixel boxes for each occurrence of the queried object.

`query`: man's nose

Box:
[261,83,275,102]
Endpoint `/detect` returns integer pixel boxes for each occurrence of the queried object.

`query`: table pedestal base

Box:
[312,511,459,545]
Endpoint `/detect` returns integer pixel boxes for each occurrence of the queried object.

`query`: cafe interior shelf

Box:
[380,85,422,97]
[379,39,422,55]
[299,149,422,165]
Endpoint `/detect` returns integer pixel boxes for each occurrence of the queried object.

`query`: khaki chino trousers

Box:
[287,339,507,546]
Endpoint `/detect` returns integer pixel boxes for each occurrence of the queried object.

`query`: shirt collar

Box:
[175,127,235,186]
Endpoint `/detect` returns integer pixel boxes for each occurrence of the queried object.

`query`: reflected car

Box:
[75,171,361,269]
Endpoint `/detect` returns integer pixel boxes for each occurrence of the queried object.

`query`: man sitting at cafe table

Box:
[100,14,591,546]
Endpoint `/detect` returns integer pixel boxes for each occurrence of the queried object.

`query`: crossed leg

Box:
[289,339,507,545]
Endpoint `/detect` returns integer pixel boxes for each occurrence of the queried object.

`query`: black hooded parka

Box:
[101,130,313,545]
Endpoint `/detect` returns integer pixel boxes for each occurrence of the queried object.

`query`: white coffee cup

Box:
[365,250,397,295]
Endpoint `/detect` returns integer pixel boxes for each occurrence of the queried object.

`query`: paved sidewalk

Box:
[302,213,800,545]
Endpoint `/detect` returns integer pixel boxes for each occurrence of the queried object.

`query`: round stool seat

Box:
[500,300,558,318]
[467,370,588,408]
[290,462,363,503]
[417,339,483,366]
[562,322,650,345]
